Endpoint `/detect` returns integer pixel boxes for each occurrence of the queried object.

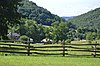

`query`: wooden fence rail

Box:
[0,41,100,57]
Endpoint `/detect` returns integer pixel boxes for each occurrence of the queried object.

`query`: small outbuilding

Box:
[7,32,20,40]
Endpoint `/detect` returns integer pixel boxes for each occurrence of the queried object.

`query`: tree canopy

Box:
[18,0,65,25]
[0,0,22,38]
[68,7,100,33]
[67,7,100,41]
[1,0,100,42]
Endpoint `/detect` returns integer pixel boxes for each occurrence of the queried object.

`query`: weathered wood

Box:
[96,48,100,50]
[32,52,68,55]
[62,41,65,56]
[0,44,27,47]
[68,49,100,52]
[96,54,100,56]
[0,50,32,54]
[27,38,30,56]
[66,46,89,49]
[0,44,33,48]
[66,44,100,46]
[33,46,63,48]
[0,42,100,57]
[93,45,97,57]
[0,47,27,50]
[32,49,67,51]
[68,54,92,56]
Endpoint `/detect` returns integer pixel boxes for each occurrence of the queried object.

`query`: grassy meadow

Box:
[0,40,100,66]
[0,56,100,66]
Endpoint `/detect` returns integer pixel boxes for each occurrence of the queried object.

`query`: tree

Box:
[96,33,100,40]
[43,26,54,40]
[51,22,75,43]
[19,35,28,42]
[18,19,45,42]
[0,0,22,39]
[86,32,93,41]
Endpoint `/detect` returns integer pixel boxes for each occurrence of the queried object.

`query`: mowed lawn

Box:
[0,56,100,66]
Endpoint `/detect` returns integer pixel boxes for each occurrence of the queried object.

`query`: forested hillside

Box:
[1,0,100,42]
[68,8,100,31]
[11,1,100,42]
[66,8,100,41]
[18,0,65,25]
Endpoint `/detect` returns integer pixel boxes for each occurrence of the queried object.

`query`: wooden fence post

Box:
[27,38,30,56]
[62,40,65,57]
[93,44,96,57]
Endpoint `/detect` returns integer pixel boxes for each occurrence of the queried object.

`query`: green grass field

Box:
[0,40,100,66]
[0,56,100,66]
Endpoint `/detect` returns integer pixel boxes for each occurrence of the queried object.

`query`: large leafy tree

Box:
[51,22,76,43]
[18,19,45,42]
[0,0,22,39]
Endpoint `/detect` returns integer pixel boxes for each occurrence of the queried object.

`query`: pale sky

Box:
[29,0,100,17]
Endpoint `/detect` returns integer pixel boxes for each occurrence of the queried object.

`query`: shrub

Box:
[19,35,28,42]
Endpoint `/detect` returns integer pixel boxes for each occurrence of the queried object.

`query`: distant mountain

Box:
[68,7,100,30]
[18,0,65,25]
[62,16,74,20]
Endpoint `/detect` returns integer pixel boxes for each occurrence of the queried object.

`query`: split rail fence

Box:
[0,40,100,57]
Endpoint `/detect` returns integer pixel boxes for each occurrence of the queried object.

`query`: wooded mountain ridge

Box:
[68,7,100,31]
[18,0,65,26]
